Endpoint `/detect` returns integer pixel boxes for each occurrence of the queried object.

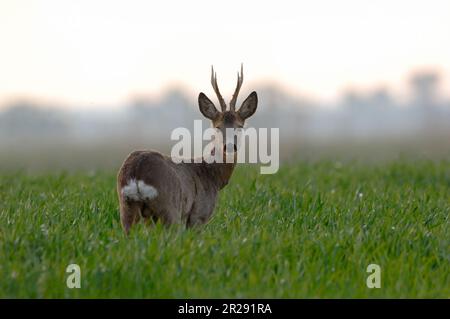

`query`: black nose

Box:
[224,143,237,153]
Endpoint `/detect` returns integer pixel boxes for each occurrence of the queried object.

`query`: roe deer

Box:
[117,65,258,234]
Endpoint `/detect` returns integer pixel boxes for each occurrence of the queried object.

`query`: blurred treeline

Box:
[0,70,449,171]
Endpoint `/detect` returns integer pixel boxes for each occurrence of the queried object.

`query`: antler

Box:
[229,63,244,111]
[211,66,227,112]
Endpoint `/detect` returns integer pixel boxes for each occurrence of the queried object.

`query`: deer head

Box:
[198,64,258,155]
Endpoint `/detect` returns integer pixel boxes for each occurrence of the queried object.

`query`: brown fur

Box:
[117,66,257,234]
[117,151,235,232]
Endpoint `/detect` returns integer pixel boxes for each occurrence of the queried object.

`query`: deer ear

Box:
[198,93,220,120]
[237,91,258,120]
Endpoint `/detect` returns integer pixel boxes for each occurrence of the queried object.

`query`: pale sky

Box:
[1,0,450,109]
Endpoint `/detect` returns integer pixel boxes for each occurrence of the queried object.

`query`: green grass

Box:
[0,160,449,298]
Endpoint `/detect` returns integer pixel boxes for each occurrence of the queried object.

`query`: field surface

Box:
[0,160,449,298]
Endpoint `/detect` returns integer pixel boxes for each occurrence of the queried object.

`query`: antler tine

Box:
[229,63,244,111]
[210,65,227,112]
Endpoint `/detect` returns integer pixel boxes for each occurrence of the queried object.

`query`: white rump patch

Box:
[121,179,140,201]
[137,180,158,200]
[121,179,158,201]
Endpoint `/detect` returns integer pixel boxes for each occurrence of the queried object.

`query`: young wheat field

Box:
[0,160,449,298]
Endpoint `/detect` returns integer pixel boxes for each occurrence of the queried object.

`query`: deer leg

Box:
[120,201,142,235]
[160,212,179,226]
[186,216,204,228]
[186,203,214,228]
[141,206,158,227]
[154,207,181,227]
[186,213,210,228]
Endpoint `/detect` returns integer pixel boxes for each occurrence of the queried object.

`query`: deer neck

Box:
[203,161,236,190]
[195,149,236,190]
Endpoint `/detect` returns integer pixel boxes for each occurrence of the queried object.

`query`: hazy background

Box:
[1,0,449,171]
